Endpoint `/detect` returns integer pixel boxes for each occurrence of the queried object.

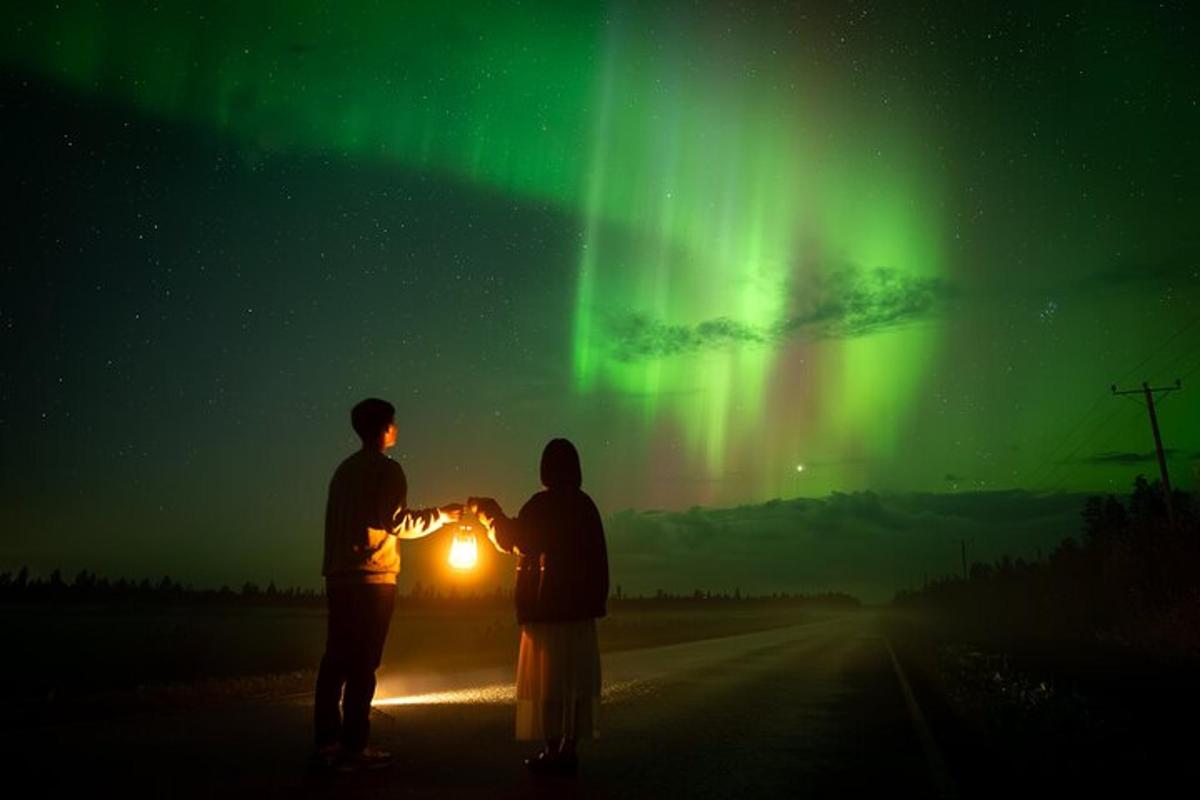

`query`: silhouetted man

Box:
[313,397,459,770]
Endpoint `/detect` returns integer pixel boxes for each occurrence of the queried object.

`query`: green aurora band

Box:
[571,13,945,498]
[4,2,950,501]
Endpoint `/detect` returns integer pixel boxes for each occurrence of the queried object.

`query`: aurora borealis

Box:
[2,1,1198,593]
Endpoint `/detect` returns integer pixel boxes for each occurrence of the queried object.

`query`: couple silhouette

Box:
[313,398,609,775]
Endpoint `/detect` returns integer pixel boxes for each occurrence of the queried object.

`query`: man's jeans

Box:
[314,582,396,751]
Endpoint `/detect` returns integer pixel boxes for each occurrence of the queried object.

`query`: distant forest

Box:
[0,568,859,609]
[895,476,1200,655]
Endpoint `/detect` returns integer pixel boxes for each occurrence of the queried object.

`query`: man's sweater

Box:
[322,450,445,585]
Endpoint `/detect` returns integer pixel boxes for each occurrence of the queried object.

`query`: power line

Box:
[1174,357,1200,385]
[1027,387,1146,490]
[1022,390,1114,489]
[1141,335,1200,385]
[1112,314,1200,386]
[1157,356,1200,407]
[1042,402,1147,494]
[1038,400,1145,492]
[1022,314,1200,490]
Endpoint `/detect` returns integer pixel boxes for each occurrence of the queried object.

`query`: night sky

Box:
[2,2,1198,597]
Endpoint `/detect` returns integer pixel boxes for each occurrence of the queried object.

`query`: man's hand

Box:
[396,504,461,540]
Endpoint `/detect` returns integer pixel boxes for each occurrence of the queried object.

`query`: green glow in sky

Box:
[569,12,946,497]
[3,2,949,498]
[6,2,602,200]
[5,1,1195,517]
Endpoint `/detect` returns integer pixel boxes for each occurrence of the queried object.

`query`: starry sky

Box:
[2,1,1198,595]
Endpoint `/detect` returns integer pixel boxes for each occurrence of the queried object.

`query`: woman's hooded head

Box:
[540,438,582,491]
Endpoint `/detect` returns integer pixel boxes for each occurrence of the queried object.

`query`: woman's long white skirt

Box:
[514,619,601,741]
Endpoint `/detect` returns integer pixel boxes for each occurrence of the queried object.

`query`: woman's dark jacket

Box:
[494,488,609,625]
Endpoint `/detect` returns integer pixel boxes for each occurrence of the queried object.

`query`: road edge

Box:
[884,637,958,799]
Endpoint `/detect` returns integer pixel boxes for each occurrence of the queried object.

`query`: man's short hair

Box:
[351,398,395,442]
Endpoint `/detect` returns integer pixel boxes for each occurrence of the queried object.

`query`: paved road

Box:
[10,611,936,798]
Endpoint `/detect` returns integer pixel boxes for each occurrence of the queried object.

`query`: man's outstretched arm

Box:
[392,504,460,540]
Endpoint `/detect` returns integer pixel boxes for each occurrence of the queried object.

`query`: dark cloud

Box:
[1076,450,1180,466]
[773,266,954,340]
[606,314,766,361]
[606,265,956,361]
[1073,249,1200,293]
[605,489,1091,603]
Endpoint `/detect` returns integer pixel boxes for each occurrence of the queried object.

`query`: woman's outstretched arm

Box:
[470,496,545,555]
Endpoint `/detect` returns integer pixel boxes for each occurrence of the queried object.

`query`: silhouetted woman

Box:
[471,438,609,774]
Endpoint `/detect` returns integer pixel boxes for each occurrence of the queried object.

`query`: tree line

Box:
[0,569,325,607]
[0,568,860,609]
[894,475,1200,655]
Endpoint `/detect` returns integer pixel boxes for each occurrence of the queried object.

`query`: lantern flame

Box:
[448,528,478,570]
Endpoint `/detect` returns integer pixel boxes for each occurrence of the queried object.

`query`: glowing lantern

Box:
[449,530,478,569]
[448,509,481,570]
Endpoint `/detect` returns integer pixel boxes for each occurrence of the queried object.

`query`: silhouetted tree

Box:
[895,475,1200,652]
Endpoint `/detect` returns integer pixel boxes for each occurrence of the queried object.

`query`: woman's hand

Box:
[468,496,505,541]
[468,496,504,521]
[469,497,509,553]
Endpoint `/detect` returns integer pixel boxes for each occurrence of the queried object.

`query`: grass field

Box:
[1,602,836,714]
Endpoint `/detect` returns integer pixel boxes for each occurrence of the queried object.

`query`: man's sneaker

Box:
[336,746,394,772]
[308,743,343,772]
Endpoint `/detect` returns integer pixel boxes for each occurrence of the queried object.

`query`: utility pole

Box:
[1112,379,1183,527]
